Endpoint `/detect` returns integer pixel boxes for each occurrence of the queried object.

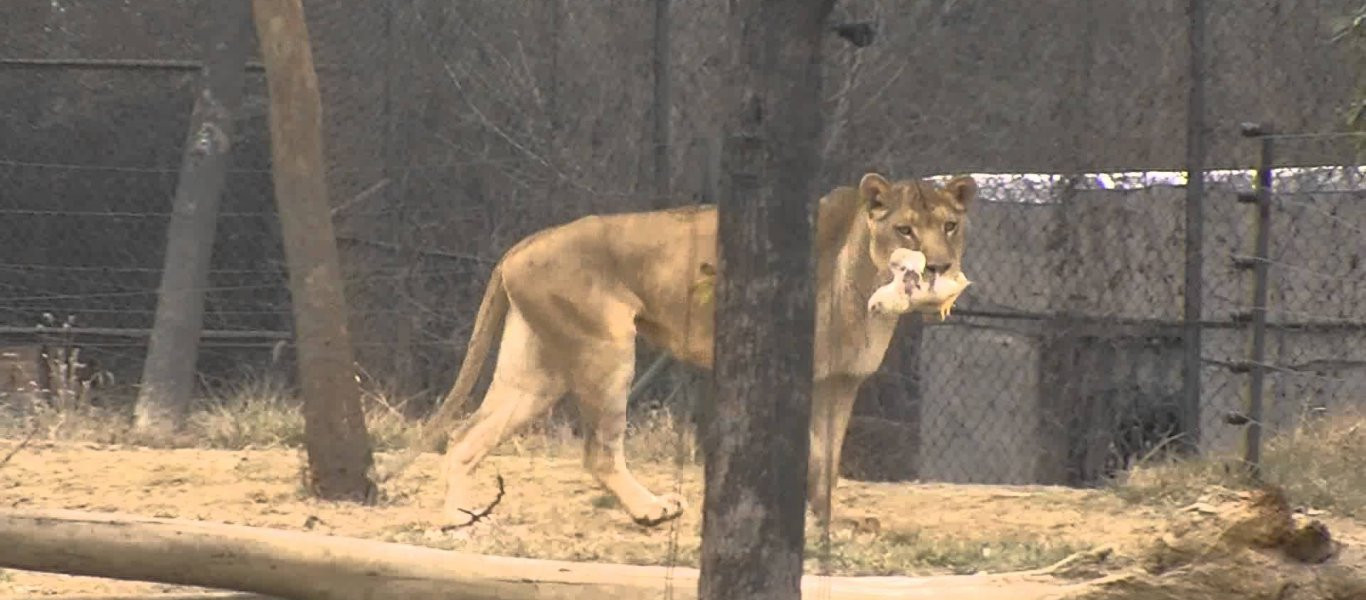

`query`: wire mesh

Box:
[1252,134,1366,463]
[1,0,1364,512]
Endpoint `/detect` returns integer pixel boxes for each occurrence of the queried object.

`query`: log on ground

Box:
[0,508,1095,600]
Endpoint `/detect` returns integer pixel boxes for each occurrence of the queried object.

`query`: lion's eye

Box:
[944,221,959,234]
[895,225,914,237]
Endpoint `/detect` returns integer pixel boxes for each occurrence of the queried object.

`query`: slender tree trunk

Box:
[651,0,673,209]
[252,0,376,502]
[134,2,253,437]
[699,1,836,598]
[1179,0,1207,455]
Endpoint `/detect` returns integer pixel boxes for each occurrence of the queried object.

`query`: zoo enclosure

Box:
[1,0,1364,486]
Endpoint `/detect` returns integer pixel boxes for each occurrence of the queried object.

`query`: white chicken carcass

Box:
[867,248,971,320]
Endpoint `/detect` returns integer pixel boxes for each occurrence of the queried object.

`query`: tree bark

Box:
[134,1,253,436]
[699,1,836,599]
[651,0,673,208]
[1179,0,1207,455]
[252,0,375,501]
[0,508,1081,600]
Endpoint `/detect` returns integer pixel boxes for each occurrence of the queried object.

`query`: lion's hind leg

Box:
[439,307,566,527]
[572,342,686,527]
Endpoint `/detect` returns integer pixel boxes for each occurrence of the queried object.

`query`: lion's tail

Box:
[376,264,509,482]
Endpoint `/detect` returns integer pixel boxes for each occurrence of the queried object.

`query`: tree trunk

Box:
[251,0,375,501]
[134,2,253,437]
[699,1,836,599]
[1179,0,1207,456]
[651,0,673,209]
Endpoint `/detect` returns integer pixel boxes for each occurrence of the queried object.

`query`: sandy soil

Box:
[0,439,1361,599]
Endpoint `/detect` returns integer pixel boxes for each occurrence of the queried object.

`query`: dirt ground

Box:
[1,439,1362,599]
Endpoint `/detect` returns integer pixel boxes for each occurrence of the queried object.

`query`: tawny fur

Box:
[380,172,977,528]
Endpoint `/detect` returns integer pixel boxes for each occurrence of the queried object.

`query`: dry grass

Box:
[187,376,416,452]
[0,379,1102,578]
[811,532,1091,576]
[2,382,1362,584]
[0,375,416,452]
[1111,408,1366,518]
[2,441,1122,587]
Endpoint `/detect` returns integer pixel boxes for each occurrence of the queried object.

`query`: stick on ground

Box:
[0,426,36,470]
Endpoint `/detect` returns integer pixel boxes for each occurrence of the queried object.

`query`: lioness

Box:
[383,172,976,527]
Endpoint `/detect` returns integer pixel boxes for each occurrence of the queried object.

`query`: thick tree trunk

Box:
[134,1,253,436]
[252,0,375,501]
[699,1,836,599]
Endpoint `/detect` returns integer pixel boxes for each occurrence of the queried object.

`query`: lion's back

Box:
[495,205,716,304]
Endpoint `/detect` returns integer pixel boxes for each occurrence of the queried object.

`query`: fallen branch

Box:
[0,426,36,470]
[0,507,1103,600]
[8,593,278,600]
[442,473,505,532]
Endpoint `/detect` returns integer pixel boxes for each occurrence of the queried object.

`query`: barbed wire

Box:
[1270,196,1366,236]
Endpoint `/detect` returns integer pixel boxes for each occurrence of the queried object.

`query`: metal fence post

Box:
[1236,121,1274,477]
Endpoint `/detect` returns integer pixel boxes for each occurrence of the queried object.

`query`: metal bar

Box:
[628,352,673,403]
[0,57,342,74]
[0,57,267,72]
[0,326,290,340]
[938,308,1366,332]
[1180,0,1208,455]
[1243,123,1275,477]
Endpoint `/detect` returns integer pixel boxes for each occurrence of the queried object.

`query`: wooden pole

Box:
[8,594,275,600]
[252,0,375,501]
[700,1,835,598]
[0,508,1088,600]
[1239,123,1275,478]
[134,1,253,436]
[1180,0,1208,455]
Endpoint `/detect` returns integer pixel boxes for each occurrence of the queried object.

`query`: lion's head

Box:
[857,172,976,286]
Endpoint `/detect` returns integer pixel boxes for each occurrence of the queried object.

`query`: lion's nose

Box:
[925,261,952,275]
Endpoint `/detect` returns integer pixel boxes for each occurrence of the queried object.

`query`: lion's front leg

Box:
[806,374,862,525]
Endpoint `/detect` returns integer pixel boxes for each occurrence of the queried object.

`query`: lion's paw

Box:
[630,493,687,527]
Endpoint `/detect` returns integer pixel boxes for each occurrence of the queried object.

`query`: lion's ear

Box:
[859,172,892,220]
[943,175,977,210]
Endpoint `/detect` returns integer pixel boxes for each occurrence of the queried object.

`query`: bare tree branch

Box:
[439,473,505,531]
[0,426,37,471]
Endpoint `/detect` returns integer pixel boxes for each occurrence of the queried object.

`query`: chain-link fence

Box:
[1215,130,1366,474]
[843,160,1366,487]
[2,1,1364,487]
